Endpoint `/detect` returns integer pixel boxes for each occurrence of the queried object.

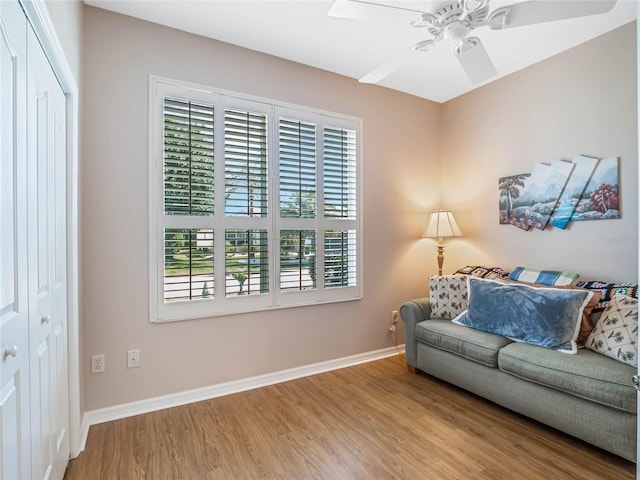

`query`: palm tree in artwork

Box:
[499,174,529,214]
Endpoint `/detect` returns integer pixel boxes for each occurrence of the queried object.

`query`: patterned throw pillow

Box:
[509,266,580,286]
[454,265,510,279]
[428,275,469,319]
[586,294,638,367]
[575,281,638,312]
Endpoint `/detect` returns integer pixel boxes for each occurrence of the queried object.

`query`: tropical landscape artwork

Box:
[549,155,599,229]
[570,156,619,222]
[499,155,619,231]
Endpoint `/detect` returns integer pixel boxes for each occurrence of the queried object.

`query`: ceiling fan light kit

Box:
[444,21,471,42]
[330,0,618,86]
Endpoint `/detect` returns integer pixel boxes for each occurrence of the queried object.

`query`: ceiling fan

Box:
[328,0,617,85]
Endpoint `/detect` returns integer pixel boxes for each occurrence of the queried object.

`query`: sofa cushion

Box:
[415,319,513,368]
[498,342,636,413]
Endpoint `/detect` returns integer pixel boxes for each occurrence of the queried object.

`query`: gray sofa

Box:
[400,297,637,462]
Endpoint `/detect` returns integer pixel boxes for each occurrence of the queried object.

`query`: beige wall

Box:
[441,22,637,283]
[81,7,441,410]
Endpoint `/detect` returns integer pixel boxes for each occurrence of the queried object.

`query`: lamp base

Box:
[436,244,445,276]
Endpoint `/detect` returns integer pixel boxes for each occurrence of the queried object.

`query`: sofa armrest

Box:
[399,298,432,368]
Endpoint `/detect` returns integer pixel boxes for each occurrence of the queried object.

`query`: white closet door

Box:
[0,1,31,478]
[27,19,69,480]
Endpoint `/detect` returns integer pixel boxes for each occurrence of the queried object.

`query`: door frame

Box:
[19,0,81,458]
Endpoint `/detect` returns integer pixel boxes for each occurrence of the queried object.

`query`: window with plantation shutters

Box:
[150,78,361,322]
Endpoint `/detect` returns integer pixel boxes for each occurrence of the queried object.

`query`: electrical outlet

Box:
[91,354,105,374]
[127,349,141,368]
[389,310,400,332]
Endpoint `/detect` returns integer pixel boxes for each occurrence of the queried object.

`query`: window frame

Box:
[149,76,362,323]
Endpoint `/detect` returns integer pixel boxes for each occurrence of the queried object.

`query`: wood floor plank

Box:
[65,356,635,479]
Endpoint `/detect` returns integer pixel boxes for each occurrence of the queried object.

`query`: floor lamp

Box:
[423,210,463,275]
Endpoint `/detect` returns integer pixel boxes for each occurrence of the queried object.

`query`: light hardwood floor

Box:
[65,356,635,479]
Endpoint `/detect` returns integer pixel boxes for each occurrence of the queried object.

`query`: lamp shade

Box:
[423,211,463,239]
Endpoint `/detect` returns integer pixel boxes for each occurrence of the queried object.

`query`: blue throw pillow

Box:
[453,277,594,354]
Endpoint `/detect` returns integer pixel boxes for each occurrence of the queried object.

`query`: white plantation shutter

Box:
[324,230,357,288]
[162,97,215,305]
[320,126,358,293]
[225,229,269,296]
[323,127,357,220]
[223,108,270,300]
[163,97,214,216]
[225,109,268,217]
[279,118,316,218]
[164,228,214,301]
[150,78,361,322]
[277,118,358,298]
[280,230,316,292]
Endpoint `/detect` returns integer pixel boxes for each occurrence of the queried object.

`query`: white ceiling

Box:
[84,0,637,103]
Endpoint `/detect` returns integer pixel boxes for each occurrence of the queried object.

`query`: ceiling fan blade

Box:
[488,0,617,30]
[454,37,497,84]
[328,0,425,23]
[359,48,419,84]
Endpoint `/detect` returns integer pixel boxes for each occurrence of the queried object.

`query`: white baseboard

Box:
[79,345,405,452]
